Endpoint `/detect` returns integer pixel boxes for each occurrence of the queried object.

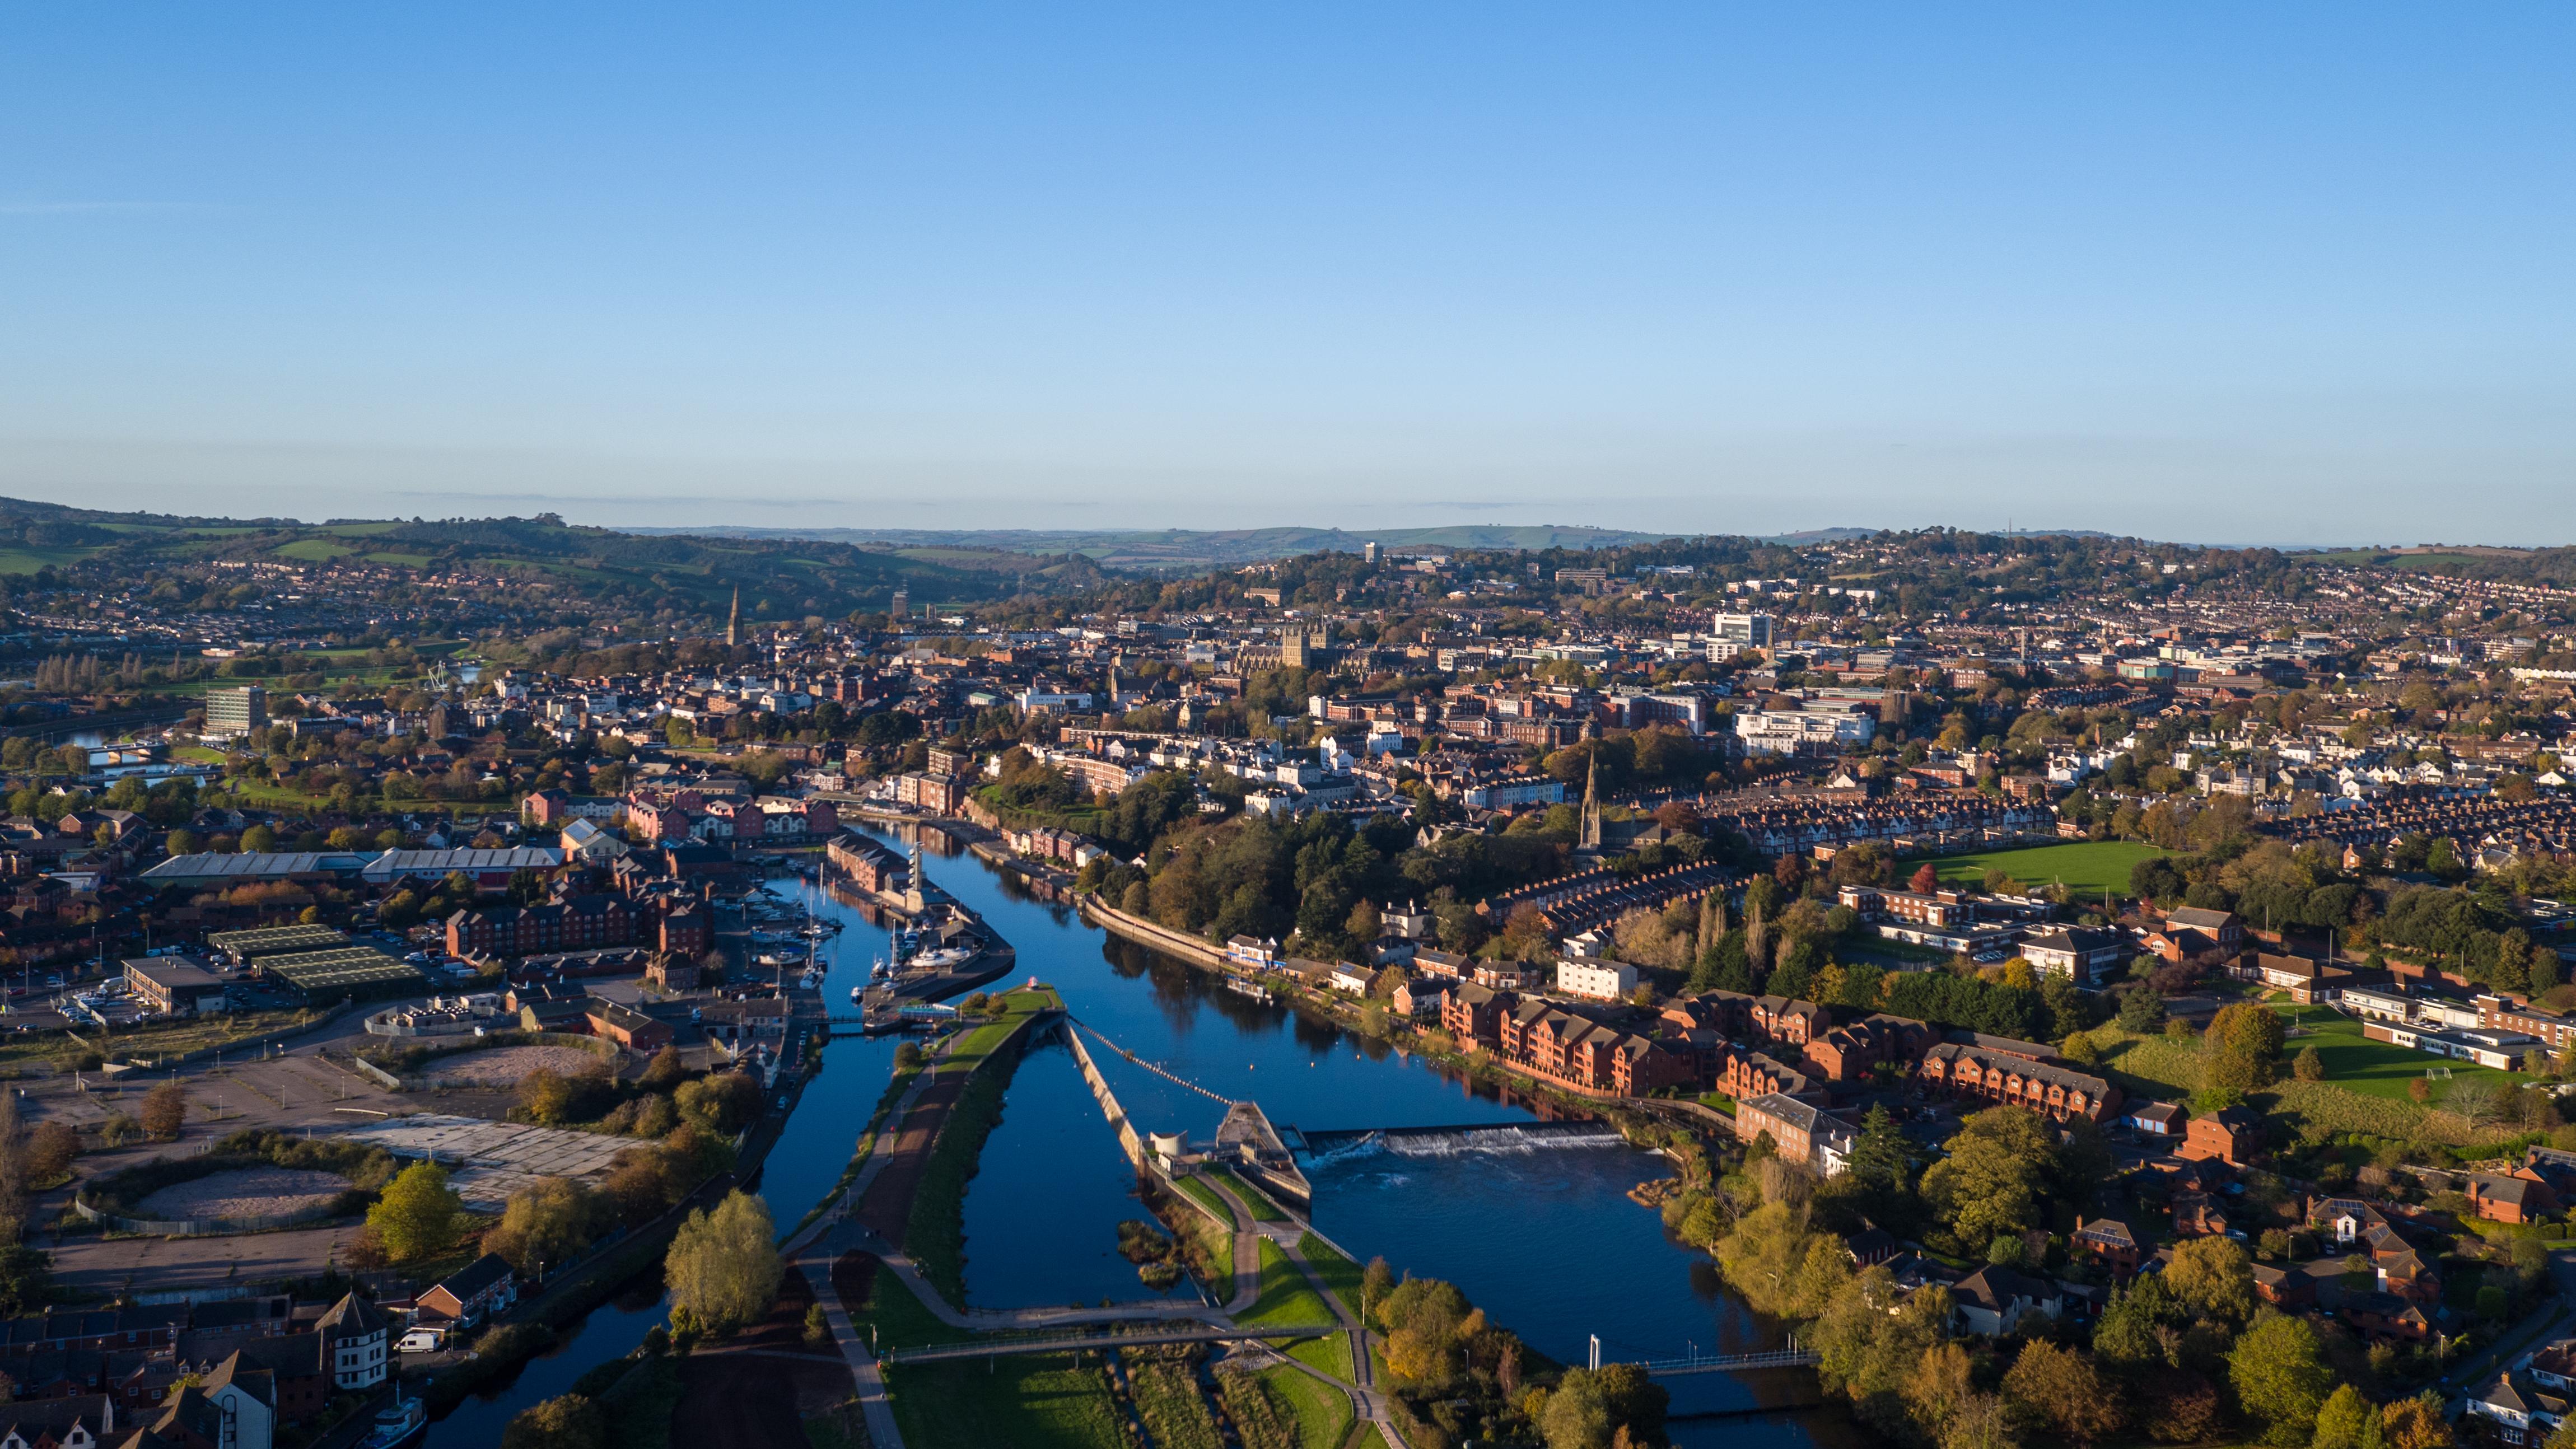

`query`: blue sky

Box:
[2,4,2569,543]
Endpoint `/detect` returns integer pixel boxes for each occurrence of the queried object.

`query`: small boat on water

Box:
[364,1394,428,1449]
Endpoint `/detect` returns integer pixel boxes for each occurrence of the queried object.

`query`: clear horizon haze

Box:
[2,5,2570,545]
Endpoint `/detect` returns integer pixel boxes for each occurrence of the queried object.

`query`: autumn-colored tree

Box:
[640,1045,688,1090]
[25,1121,76,1184]
[665,1189,782,1335]
[140,1081,188,1140]
[2001,1339,2123,1443]
[2379,1392,2453,1449]
[1910,862,1941,895]
[483,1177,605,1275]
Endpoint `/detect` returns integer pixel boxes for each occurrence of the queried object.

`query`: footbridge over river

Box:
[1060,1018,1314,1210]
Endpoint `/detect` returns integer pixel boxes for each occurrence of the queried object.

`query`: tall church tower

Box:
[1579,751,1602,853]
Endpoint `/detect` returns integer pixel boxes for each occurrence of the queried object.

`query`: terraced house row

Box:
[1915,1040,2120,1121]
[1436,982,1696,1096]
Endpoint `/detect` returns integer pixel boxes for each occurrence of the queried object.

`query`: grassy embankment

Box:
[1208,1165,1286,1222]
[1149,1175,1235,1289]
[904,987,1061,1308]
[1233,1237,1350,1381]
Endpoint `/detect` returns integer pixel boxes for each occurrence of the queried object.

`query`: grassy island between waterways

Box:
[903,990,1057,1308]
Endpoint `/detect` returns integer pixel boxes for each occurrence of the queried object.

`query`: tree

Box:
[640,1045,688,1090]
[1943,1392,2021,1449]
[1910,863,1941,895]
[2091,1274,2177,1368]
[25,1122,76,1184]
[1921,1107,2052,1246]
[2229,1314,2335,1447]
[239,823,277,853]
[483,1177,604,1275]
[2117,988,2166,1032]
[675,1072,762,1135]
[517,1068,581,1125]
[2311,1385,2381,1449]
[140,1081,188,1141]
[2294,1045,2326,1081]
[1845,1104,1911,1194]
[367,1162,464,1262]
[2204,1001,2286,1095]
[665,1189,782,1335]
[2165,1236,2256,1324]
[500,1394,606,1449]
[2002,1340,2122,1443]
[1361,1256,1396,1327]
[2378,1393,2451,1449]
[1713,1200,1849,1319]
[1540,1376,1612,1449]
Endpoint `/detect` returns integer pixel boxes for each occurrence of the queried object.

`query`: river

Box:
[433,823,1861,1447]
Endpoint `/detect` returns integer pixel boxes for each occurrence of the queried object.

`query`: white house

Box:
[1555,959,1639,1002]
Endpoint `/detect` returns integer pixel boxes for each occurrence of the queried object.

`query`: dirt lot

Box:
[137,1167,348,1220]
[671,1272,850,1449]
[423,1044,606,1086]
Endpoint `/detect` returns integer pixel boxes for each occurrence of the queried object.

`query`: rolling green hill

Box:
[0,496,1101,617]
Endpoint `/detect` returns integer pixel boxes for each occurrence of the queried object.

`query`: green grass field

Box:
[1256,1364,1354,1449]
[1285,1333,1351,1380]
[1295,1234,1364,1320]
[1238,1240,1336,1329]
[1210,1167,1286,1221]
[1933,840,2171,897]
[2093,1012,2528,1147]
[1173,1175,1233,1226]
[2273,1004,2527,1100]
[888,1354,1126,1449]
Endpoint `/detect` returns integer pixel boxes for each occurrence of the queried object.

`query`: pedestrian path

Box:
[784,1027,1408,1447]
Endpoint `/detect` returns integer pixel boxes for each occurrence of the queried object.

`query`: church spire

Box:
[1580,750,1602,852]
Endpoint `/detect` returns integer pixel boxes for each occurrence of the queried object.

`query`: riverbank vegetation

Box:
[1676,1093,2526,1449]
[1121,1345,1225,1449]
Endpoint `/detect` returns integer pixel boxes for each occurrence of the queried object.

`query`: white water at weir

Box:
[1302,1123,1630,1166]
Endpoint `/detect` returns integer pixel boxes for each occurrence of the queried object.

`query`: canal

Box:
[435,824,1859,1447]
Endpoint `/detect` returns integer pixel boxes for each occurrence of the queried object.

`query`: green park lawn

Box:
[1210,1167,1286,1221]
[2271,1004,2526,1100]
[888,1354,1126,1449]
[1933,840,2171,898]
[1295,1233,1365,1320]
[1172,1175,1233,1226]
[1256,1362,1354,1449]
[1238,1240,1335,1329]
